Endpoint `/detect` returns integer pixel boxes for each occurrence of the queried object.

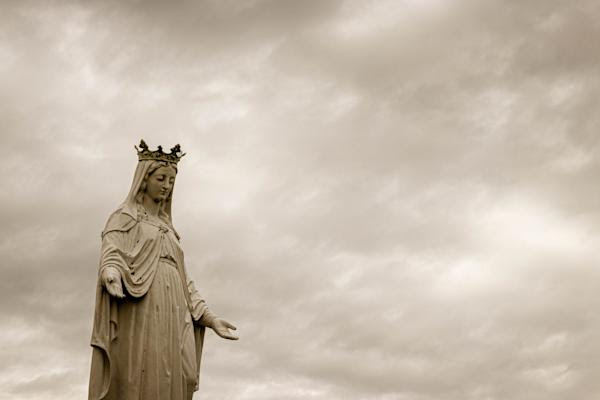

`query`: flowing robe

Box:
[89,208,209,400]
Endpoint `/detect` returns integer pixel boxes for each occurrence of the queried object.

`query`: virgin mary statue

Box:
[89,140,237,400]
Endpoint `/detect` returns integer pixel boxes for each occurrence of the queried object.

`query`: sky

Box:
[1,0,600,399]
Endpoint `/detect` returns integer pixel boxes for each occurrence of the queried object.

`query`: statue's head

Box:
[136,161,178,204]
[133,140,185,205]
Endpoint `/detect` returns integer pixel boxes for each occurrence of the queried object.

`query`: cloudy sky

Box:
[1,0,600,399]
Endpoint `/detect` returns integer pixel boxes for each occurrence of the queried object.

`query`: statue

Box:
[88,140,238,400]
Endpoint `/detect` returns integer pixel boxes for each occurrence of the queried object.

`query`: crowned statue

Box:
[88,140,238,400]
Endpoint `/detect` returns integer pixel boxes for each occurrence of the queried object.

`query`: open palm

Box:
[211,318,238,340]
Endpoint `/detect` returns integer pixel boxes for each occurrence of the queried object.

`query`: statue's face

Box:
[146,165,176,202]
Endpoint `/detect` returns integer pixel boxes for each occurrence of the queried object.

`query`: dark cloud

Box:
[1,0,599,399]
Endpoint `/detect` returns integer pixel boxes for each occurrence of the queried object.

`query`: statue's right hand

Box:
[101,267,125,298]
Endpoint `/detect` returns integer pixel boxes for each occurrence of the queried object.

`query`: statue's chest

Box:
[135,219,182,255]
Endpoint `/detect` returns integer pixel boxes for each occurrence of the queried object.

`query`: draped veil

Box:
[117,159,177,231]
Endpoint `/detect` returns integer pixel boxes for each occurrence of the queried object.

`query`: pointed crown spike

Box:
[135,139,186,164]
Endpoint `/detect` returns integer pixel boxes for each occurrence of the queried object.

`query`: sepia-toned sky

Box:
[1,0,600,399]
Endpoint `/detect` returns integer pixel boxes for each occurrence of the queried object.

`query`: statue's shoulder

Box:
[102,208,138,237]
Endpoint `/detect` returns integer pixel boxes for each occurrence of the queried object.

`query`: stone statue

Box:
[88,140,237,400]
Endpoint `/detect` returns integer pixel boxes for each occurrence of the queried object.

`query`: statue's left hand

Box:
[211,318,239,340]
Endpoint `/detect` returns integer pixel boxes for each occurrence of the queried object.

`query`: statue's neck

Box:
[141,194,161,217]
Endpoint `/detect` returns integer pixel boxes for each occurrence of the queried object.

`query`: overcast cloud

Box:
[1,0,600,399]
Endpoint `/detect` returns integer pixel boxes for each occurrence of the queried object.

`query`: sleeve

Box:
[99,230,130,277]
[98,211,137,277]
[187,276,217,325]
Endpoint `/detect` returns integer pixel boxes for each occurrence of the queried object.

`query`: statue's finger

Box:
[221,332,239,340]
[224,321,237,330]
[106,284,116,297]
[106,282,123,298]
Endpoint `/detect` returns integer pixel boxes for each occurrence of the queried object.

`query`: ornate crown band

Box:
[134,139,186,164]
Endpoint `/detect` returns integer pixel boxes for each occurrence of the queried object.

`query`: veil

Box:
[103,159,179,237]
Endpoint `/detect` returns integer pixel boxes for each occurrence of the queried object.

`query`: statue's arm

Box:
[99,230,130,298]
[186,277,216,326]
[185,269,238,340]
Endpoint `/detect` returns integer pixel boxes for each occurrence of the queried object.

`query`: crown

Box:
[134,139,186,164]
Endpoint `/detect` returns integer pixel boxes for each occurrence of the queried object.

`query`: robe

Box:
[89,207,209,400]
